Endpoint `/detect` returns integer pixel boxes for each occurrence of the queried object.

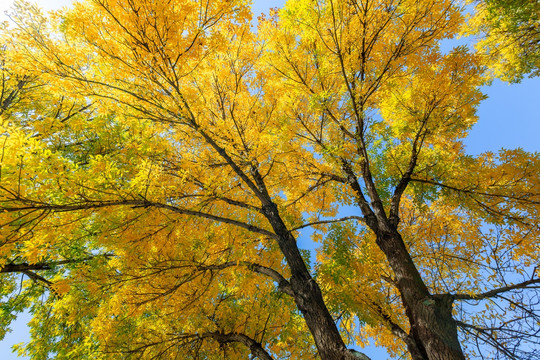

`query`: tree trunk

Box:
[263,202,359,360]
[376,230,466,360]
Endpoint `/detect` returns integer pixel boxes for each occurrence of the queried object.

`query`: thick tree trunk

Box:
[376,230,465,360]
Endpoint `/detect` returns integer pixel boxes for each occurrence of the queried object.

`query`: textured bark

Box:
[263,202,362,360]
[343,158,466,359]
[376,230,465,360]
[197,122,368,359]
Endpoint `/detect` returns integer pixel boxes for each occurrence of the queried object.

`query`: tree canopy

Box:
[0,0,539,359]
[467,0,540,82]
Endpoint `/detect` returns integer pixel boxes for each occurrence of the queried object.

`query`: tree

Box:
[0,0,539,359]
[467,0,540,82]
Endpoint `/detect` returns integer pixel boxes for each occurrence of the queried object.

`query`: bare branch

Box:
[452,278,540,300]
[410,177,540,205]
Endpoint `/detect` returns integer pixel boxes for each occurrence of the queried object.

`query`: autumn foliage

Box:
[0,1,539,359]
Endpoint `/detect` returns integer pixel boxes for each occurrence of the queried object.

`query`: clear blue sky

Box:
[0,0,538,359]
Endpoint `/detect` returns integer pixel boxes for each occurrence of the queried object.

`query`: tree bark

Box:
[376,230,465,360]
[263,202,362,360]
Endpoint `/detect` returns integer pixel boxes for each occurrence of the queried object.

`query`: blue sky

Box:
[0,0,538,359]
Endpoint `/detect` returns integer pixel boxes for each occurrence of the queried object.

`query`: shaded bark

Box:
[262,201,363,360]
[376,229,465,360]
[206,332,274,360]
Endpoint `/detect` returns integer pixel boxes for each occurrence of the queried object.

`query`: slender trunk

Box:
[376,230,465,360]
[263,202,357,360]
[199,133,359,358]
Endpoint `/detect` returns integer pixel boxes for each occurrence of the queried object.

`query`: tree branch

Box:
[452,278,540,300]
[1,199,278,239]
[197,261,294,297]
[410,177,540,205]
[203,331,274,360]
[389,112,431,226]
[290,216,365,232]
[1,254,113,274]
[371,302,423,358]
[456,320,519,360]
